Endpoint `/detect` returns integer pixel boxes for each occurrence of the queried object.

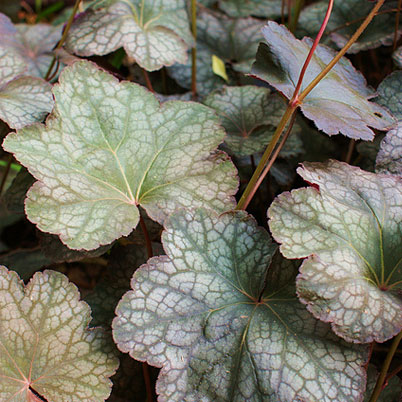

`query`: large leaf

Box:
[375,71,402,175]
[298,0,400,54]
[65,0,193,71]
[0,267,119,401]
[3,61,238,250]
[218,0,283,18]
[113,208,368,402]
[251,21,395,140]
[268,160,402,343]
[203,86,303,156]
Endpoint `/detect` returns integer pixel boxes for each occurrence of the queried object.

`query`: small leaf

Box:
[218,0,283,18]
[252,21,395,140]
[211,55,228,82]
[203,85,303,156]
[65,0,193,71]
[375,71,402,175]
[268,160,402,343]
[0,14,54,129]
[113,208,368,402]
[0,75,54,129]
[3,61,238,250]
[0,267,119,401]
[298,0,400,54]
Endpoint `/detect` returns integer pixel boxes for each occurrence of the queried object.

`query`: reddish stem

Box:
[139,214,154,402]
[290,0,334,107]
[142,69,155,93]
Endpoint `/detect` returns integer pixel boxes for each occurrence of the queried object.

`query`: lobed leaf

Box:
[65,0,193,71]
[393,45,402,69]
[113,208,368,402]
[3,61,238,250]
[251,21,395,140]
[0,267,119,401]
[268,160,402,343]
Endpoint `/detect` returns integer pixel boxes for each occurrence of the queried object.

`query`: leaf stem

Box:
[44,0,82,81]
[236,104,297,210]
[139,214,154,402]
[369,330,402,402]
[393,0,402,51]
[142,69,155,93]
[191,0,197,98]
[290,0,334,107]
[246,112,298,205]
[139,215,153,259]
[289,0,305,33]
[344,139,355,164]
[298,0,386,103]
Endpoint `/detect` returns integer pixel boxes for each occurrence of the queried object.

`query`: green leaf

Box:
[113,208,368,402]
[0,267,119,401]
[252,21,395,140]
[375,71,402,175]
[203,86,303,156]
[268,160,402,343]
[65,0,193,71]
[298,0,400,54]
[218,0,283,18]
[3,61,238,250]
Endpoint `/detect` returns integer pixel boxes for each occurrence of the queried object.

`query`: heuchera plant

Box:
[0,1,401,401]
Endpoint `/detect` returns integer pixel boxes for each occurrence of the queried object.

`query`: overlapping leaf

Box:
[3,61,238,250]
[252,21,395,140]
[203,86,303,156]
[268,160,402,343]
[218,0,283,18]
[375,71,402,175]
[113,208,368,402]
[65,0,193,71]
[298,0,400,54]
[0,14,54,129]
[168,11,264,94]
[0,267,119,401]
